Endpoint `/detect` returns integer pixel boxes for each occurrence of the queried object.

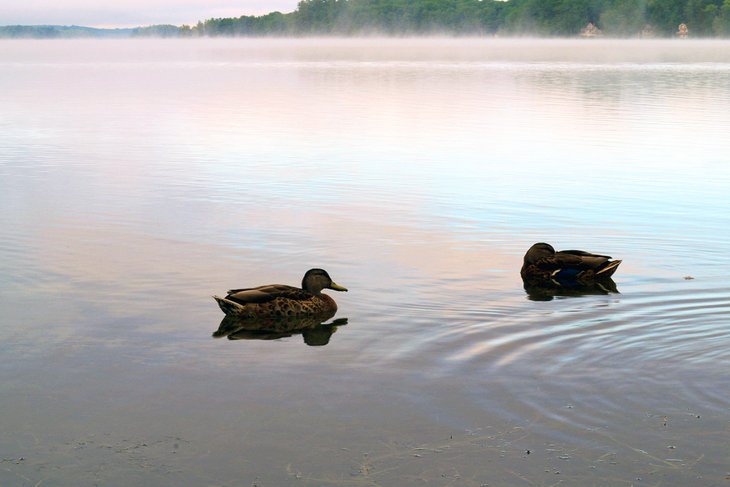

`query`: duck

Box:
[213,268,348,318]
[521,242,622,282]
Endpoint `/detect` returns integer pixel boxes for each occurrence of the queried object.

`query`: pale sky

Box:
[0,0,300,28]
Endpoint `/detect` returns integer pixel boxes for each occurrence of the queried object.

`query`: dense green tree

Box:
[684,0,723,35]
[646,0,686,34]
[554,0,605,34]
[294,0,349,32]
[504,0,602,35]
[714,0,730,34]
[601,0,648,36]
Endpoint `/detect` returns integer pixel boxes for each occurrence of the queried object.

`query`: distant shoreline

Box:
[3,27,730,40]
[0,24,180,39]
[4,0,730,39]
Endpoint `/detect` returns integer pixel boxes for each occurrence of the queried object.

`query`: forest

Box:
[188,0,730,37]
[3,0,730,38]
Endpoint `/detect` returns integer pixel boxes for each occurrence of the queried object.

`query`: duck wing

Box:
[559,249,612,259]
[556,250,611,270]
[531,251,582,271]
[225,284,312,304]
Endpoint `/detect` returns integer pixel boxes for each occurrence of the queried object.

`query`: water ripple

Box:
[440,285,730,372]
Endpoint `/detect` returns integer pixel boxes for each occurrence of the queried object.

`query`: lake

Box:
[1,38,730,486]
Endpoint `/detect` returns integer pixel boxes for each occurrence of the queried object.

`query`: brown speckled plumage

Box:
[521,242,622,281]
[213,268,347,318]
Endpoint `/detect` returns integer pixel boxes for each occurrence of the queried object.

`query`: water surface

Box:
[2,38,730,486]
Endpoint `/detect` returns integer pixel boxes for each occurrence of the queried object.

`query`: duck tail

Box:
[213,295,246,316]
[596,260,622,277]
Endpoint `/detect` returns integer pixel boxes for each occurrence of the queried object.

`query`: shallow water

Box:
[1,38,730,486]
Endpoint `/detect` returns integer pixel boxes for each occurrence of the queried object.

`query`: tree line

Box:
[4,0,730,38]
[188,0,730,37]
[0,24,180,38]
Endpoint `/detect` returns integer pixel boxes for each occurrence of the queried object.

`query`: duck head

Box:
[524,242,555,264]
[302,268,348,294]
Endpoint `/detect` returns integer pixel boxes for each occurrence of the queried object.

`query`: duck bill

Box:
[329,282,348,292]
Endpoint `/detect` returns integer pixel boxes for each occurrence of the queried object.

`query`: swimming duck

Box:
[213,268,348,318]
[521,242,622,282]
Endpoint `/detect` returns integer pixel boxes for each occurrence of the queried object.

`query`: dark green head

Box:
[524,242,555,264]
[302,268,348,294]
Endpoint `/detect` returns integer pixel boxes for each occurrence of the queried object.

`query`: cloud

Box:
[0,0,299,27]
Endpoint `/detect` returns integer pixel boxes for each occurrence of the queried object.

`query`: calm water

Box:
[2,38,730,486]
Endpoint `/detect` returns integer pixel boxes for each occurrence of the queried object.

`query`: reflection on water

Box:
[522,276,619,301]
[2,38,730,486]
[213,315,348,346]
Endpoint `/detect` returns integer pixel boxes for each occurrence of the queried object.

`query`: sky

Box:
[0,0,300,28]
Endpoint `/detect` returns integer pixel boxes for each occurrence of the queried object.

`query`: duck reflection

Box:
[522,276,619,301]
[212,313,348,346]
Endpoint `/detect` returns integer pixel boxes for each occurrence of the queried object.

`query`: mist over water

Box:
[2,38,730,486]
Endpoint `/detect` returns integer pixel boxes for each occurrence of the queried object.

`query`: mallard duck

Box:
[521,242,622,281]
[213,268,348,318]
